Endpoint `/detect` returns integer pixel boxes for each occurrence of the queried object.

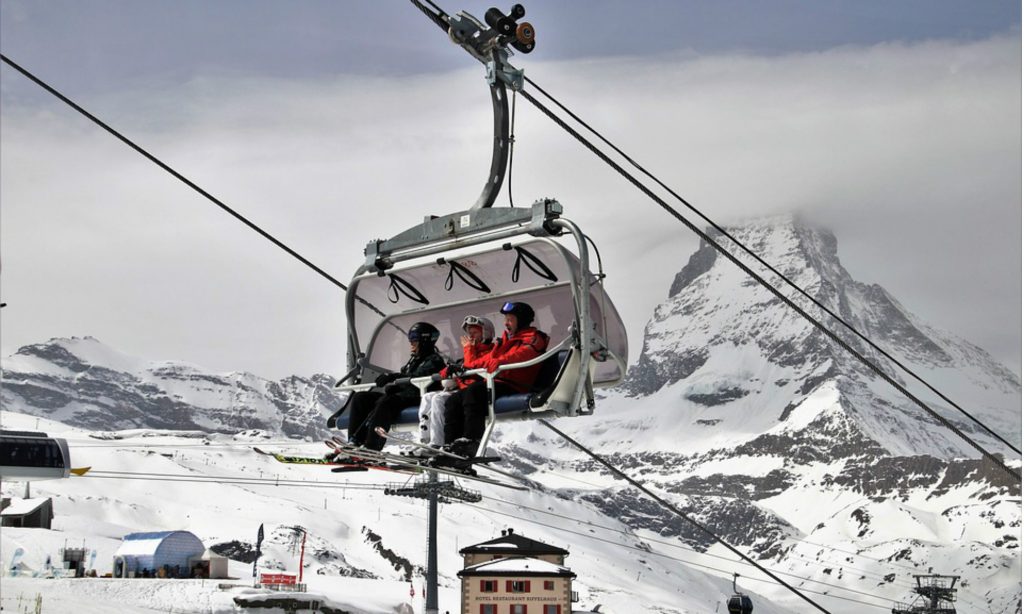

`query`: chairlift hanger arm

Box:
[410,1,535,210]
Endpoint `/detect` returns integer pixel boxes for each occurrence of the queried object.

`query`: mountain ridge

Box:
[1,335,341,439]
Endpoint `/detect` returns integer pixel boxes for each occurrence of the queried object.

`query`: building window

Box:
[510,605,527,614]
[507,580,531,593]
[480,605,497,614]
[480,580,497,593]
[543,605,562,614]
[544,580,555,590]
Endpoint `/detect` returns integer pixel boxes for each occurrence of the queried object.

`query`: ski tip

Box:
[70,466,92,476]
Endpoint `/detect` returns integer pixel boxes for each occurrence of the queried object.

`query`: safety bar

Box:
[475,336,573,456]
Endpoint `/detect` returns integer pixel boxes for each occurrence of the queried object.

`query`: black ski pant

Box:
[347,390,420,451]
[443,380,517,444]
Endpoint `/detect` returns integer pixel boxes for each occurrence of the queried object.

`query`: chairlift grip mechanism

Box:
[445,8,529,210]
[363,199,563,273]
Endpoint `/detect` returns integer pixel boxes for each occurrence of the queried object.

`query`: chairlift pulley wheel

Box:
[515,22,535,45]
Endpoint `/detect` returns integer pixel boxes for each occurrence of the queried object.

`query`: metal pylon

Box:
[383,473,481,614]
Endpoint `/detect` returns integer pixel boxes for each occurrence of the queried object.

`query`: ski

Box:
[371,427,521,481]
[252,447,418,475]
[328,432,528,491]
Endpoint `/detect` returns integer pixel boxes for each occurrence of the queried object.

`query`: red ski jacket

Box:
[440,340,495,390]
[483,327,550,393]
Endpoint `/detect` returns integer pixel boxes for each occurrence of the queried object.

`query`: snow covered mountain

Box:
[499,215,1021,612]
[623,216,1020,459]
[0,336,342,440]
[1,216,1019,613]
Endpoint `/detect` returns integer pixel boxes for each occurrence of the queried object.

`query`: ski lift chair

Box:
[0,430,72,480]
[328,6,627,457]
[330,200,628,457]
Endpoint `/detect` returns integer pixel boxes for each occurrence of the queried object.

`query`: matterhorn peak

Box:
[620,216,1020,458]
[667,214,843,300]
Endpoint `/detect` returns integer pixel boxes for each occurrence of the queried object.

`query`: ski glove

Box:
[375,372,400,387]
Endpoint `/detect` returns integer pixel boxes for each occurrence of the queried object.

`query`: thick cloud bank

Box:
[1,35,1019,377]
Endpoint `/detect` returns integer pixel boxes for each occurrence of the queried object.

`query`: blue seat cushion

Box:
[335,394,534,430]
[333,350,570,430]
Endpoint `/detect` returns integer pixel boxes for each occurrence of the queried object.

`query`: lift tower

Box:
[384,476,481,614]
[891,575,961,614]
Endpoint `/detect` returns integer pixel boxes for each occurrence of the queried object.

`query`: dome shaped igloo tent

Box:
[112,531,204,578]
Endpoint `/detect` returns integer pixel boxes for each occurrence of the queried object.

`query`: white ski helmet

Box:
[461,314,495,341]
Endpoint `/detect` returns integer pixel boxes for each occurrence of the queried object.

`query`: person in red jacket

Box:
[443,301,549,453]
[413,315,496,452]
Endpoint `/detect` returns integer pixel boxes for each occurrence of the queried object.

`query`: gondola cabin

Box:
[0,430,72,480]
[331,200,627,453]
[727,573,754,613]
[727,594,753,614]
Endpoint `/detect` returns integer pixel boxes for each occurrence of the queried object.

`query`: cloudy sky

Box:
[1,1,1020,380]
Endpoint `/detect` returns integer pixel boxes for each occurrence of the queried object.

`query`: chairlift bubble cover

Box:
[347,238,627,387]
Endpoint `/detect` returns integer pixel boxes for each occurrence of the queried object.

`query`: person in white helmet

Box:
[411,315,495,455]
[442,301,548,455]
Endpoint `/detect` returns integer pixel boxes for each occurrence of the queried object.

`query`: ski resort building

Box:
[112,530,205,578]
[0,497,54,529]
[457,528,576,614]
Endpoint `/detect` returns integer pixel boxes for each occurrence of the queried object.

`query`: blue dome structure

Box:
[112,531,204,578]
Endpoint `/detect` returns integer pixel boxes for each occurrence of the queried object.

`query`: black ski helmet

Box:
[407,322,440,349]
[499,301,535,327]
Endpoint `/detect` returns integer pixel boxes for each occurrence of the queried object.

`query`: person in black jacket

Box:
[345,322,447,451]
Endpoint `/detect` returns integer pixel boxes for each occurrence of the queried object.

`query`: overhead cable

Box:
[81,471,385,490]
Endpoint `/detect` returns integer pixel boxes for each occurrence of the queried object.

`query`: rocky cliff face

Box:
[0,336,342,439]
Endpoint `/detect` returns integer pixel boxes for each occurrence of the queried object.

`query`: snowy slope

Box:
[1,411,794,614]
[3,406,1016,613]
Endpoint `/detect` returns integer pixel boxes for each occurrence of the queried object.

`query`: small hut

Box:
[0,497,54,529]
[188,548,230,579]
